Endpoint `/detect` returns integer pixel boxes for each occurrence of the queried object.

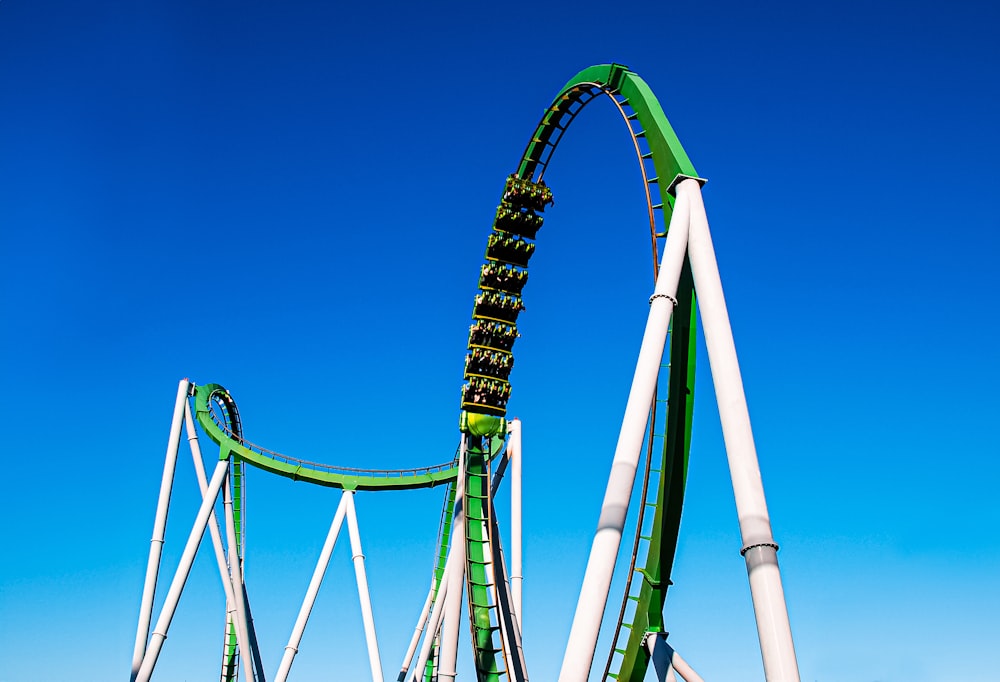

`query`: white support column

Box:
[646,632,678,682]
[135,459,231,682]
[644,633,704,682]
[131,379,189,681]
[683,180,800,681]
[671,650,703,682]
[398,580,436,682]
[222,463,262,682]
[410,548,456,682]
[558,182,695,682]
[274,491,351,682]
[507,419,523,631]
[183,403,254,679]
[437,440,467,682]
[344,492,384,682]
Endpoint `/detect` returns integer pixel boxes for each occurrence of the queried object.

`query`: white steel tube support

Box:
[644,633,704,682]
[671,651,702,682]
[683,180,800,681]
[183,403,255,681]
[508,419,523,631]
[135,458,231,682]
[397,580,435,682]
[274,491,351,682]
[221,458,265,682]
[131,379,189,681]
[437,440,467,682]
[344,492,384,682]
[646,632,678,682]
[558,182,695,681]
[410,538,460,682]
[409,574,447,682]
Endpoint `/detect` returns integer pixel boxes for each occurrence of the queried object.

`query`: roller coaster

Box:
[129,64,801,682]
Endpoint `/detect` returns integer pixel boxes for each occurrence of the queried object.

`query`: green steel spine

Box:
[504,63,699,682]
[192,383,487,491]
[464,439,504,682]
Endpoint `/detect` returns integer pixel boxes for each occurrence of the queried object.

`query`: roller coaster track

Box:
[454,63,699,682]
[213,390,245,682]
[194,383,506,491]
[140,63,710,682]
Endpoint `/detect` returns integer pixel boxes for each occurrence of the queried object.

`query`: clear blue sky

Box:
[1,1,998,680]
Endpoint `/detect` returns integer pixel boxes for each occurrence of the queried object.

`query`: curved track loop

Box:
[499,64,699,682]
[193,383,503,491]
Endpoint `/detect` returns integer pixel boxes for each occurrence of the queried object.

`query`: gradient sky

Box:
[1,1,998,681]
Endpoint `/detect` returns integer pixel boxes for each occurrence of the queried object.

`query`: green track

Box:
[193,383,471,491]
[192,63,699,682]
[457,63,699,682]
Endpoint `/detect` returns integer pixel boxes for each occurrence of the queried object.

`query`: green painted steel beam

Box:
[193,383,473,491]
[465,440,503,682]
[508,64,699,682]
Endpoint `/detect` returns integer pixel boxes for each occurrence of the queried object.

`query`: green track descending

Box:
[464,439,504,681]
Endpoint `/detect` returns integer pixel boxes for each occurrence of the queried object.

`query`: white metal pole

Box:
[273,491,350,682]
[397,579,436,682]
[410,561,451,682]
[222,462,261,682]
[437,440,467,682]
[410,539,459,682]
[183,403,254,678]
[131,379,189,681]
[508,419,523,631]
[645,633,678,682]
[344,492,385,682]
[644,632,706,682]
[683,180,800,681]
[644,632,704,682]
[135,458,231,682]
[670,650,703,682]
[557,182,695,681]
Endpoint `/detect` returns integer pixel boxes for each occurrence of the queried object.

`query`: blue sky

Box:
[1,1,998,680]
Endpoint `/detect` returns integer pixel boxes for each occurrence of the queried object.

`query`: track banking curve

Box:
[193,383,503,491]
[190,63,700,682]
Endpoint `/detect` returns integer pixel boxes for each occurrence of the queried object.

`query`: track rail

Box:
[212,390,246,682]
[186,63,700,682]
[193,383,503,491]
[457,63,699,682]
